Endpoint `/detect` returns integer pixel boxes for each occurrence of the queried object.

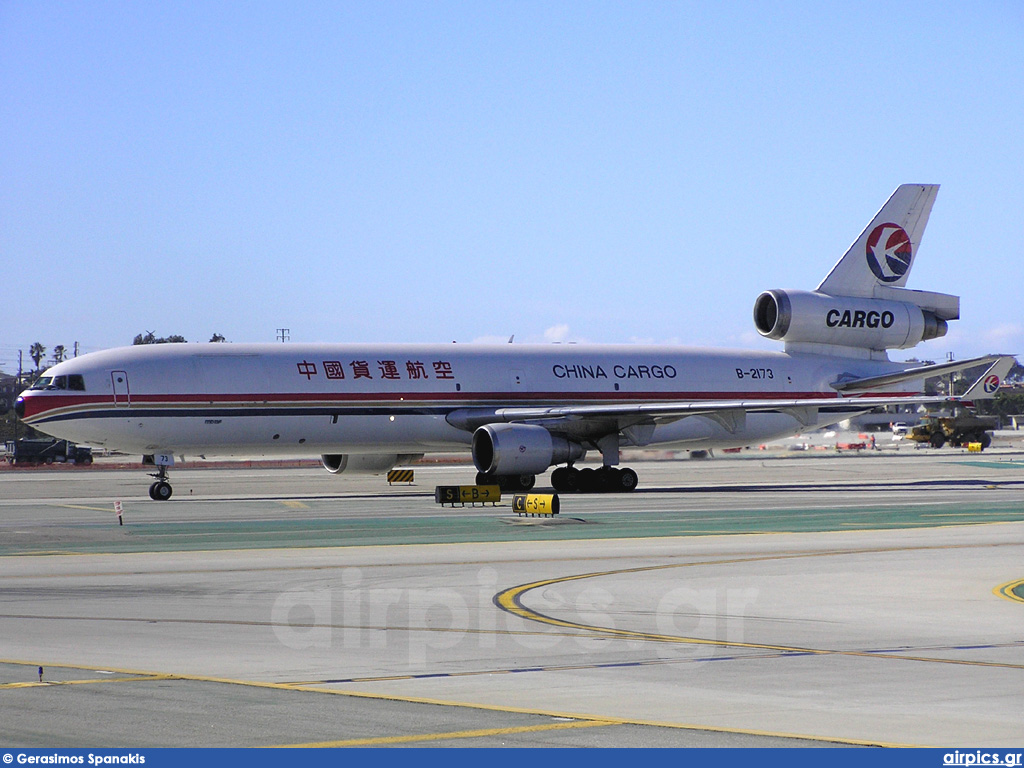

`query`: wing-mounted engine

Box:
[321,453,422,475]
[472,424,585,476]
[753,289,950,353]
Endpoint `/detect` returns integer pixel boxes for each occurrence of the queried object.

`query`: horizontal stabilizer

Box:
[831,354,1006,393]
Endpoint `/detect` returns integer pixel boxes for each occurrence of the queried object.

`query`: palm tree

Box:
[29,343,46,371]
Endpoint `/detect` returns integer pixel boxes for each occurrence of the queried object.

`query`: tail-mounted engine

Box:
[753,289,948,352]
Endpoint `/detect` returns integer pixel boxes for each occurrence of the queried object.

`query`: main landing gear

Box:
[474,467,639,494]
[550,465,638,493]
[148,465,173,501]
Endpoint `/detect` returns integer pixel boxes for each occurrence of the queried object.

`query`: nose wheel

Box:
[149,481,172,501]
[148,464,173,501]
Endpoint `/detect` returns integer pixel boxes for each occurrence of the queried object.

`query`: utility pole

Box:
[276,328,290,343]
[14,350,22,444]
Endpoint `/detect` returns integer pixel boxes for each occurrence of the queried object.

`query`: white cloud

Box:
[982,323,1024,348]
[543,324,572,343]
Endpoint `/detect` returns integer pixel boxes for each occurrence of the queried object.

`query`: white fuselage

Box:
[19,342,911,457]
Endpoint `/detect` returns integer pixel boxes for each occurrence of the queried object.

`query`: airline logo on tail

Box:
[866,223,912,283]
[864,224,913,284]
[984,375,1001,394]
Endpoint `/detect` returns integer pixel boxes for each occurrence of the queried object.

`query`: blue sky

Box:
[2,1,1022,373]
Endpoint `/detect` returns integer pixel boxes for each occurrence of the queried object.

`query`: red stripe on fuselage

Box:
[19,388,917,421]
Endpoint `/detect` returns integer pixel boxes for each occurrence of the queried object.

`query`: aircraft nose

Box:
[14,396,25,419]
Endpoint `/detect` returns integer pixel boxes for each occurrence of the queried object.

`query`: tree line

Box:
[16,332,228,375]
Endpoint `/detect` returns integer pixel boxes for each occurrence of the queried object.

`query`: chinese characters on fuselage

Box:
[297,360,455,381]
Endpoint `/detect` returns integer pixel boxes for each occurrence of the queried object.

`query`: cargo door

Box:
[111,370,130,407]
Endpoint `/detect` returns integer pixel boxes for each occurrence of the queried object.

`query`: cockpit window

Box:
[28,374,86,391]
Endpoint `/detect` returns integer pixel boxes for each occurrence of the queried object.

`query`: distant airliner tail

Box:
[817,184,939,299]
[960,355,1016,401]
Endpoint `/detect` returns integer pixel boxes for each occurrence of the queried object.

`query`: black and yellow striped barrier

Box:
[435,485,501,506]
[387,469,415,484]
[512,493,559,516]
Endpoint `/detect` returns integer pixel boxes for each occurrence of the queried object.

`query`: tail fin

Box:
[961,356,1016,401]
[817,184,939,298]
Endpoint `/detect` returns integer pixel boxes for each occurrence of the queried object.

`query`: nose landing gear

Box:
[146,460,174,501]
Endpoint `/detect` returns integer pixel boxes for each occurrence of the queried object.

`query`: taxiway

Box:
[1,450,1023,747]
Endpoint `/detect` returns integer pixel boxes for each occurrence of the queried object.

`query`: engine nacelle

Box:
[753,289,947,351]
[472,424,585,476]
[320,453,422,475]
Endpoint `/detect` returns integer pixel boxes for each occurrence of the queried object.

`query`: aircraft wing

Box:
[449,356,1015,443]
[454,357,1014,443]
[495,394,948,425]
[448,356,1015,442]
[448,392,957,443]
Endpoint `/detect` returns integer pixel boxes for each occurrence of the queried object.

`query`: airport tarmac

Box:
[1,450,1023,747]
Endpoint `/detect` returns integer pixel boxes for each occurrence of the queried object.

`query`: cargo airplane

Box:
[15,184,1012,500]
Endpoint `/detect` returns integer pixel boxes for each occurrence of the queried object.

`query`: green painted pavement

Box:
[953,460,1024,470]
[3,498,1024,556]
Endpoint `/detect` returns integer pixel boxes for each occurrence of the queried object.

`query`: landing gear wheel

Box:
[578,467,596,493]
[503,474,535,492]
[551,467,581,492]
[617,467,639,492]
[552,466,638,493]
[149,481,173,501]
[595,467,639,493]
[595,466,620,492]
[550,467,570,492]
